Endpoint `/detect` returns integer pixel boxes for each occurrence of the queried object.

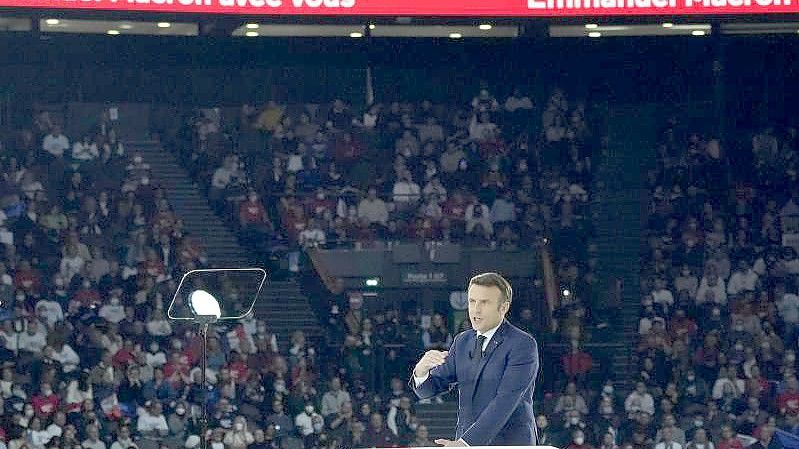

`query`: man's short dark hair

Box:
[468,272,513,306]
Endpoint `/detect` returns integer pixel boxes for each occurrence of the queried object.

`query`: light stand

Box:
[166,268,268,449]
[189,290,221,449]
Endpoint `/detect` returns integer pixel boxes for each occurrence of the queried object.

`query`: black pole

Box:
[201,322,209,449]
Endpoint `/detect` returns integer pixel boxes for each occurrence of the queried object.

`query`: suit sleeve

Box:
[409,333,460,400]
[460,336,539,446]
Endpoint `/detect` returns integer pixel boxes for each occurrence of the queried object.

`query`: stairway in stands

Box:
[416,398,459,441]
[589,106,659,389]
[126,140,321,348]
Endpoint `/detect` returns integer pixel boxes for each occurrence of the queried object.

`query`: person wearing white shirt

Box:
[298,220,326,249]
[137,402,170,436]
[72,137,99,161]
[109,426,138,449]
[146,310,173,337]
[504,89,534,112]
[727,260,759,296]
[17,320,47,355]
[145,342,167,368]
[624,382,655,416]
[295,404,323,436]
[28,417,55,448]
[652,278,675,311]
[59,247,85,283]
[321,377,351,417]
[465,201,493,235]
[392,173,421,205]
[357,188,389,226]
[695,273,727,305]
[82,424,107,449]
[47,343,80,373]
[654,428,683,449]
[35,299,64,328]
[711,367,745,400]
[42,126,69,158]
[99,296,126,324]
[491,191,517,224]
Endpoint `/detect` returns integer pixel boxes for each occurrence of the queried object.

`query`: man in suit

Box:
[410,272,540,446]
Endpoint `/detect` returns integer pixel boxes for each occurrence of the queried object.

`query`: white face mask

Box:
[305,405,314,414]
[133,156,143,164]
[235,423,244,431]
[575,437,585,445]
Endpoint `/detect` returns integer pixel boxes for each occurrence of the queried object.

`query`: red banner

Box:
[1,0,797,16]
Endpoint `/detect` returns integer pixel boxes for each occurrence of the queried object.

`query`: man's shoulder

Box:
[503,320,538,345]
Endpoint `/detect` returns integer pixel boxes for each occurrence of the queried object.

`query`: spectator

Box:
[42,125,69,159]
[295,403,323,437]
[555,382,590,417]
[223,416,254,449]
[625,382,655,417]
[320,377,350,418]
[357,188,389,227]
[362,412,396,448]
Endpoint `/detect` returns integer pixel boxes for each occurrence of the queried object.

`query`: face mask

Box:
[305,405,314,414]
[212,443,224,449]
[235,423,244,431]
[54,279,64,287]
[687,375,695,382]
[569,417,579,425]
[601,406,613,415]
[43,388,52,396]
[734,325,744,332]
[111,298,120,306]
[575,437,585,445]
[150,344,159,353]
[133,156,143,164]
[176,407,186,416]
[25,409,34,417]
[172,341,183,350]
[694,419,704,427]
[603,385,614,394]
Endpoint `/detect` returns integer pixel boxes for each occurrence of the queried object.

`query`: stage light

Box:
[107,30,120,35]
[157,22,171,28]
[245,31,259,37]
[350,32,363,38]
[189,290,222,319]
[365,278,380,287]
[662,22,674,28]
[119,23,133,30]
[588,31,601,38]
[691,30,706,36]
[585,23,598,29]
[562,288,571,297]
[245,23,260,29]
[449,32,462,39]
[479,24,493,30]
[369,24,376,30]
[45,19,60,25]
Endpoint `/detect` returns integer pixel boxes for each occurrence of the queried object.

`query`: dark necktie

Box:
[474,335,487,360]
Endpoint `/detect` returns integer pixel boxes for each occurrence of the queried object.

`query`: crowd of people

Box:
[600,121,799,449]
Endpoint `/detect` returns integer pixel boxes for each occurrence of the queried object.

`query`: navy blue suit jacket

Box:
[411,319,540,446]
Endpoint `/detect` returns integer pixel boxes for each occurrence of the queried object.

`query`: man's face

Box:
[468,284,508,333]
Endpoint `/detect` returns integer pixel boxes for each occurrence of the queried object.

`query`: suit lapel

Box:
[469,320,508,401]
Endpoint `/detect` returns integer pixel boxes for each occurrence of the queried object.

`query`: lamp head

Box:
[189,289,221,321]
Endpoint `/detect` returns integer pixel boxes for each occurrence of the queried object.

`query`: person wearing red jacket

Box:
[562,341,594,382]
